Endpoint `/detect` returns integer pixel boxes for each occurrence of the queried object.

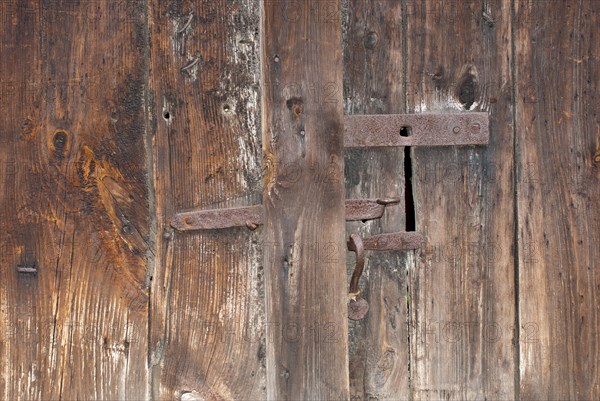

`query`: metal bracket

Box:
[171,198,402,231]
[344,112,489,148]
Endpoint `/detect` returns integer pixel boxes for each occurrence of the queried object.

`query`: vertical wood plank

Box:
[148,0,265,399]
[406,0,516,399]
[261,1,349,399]
[514,0,600,398]
[342,1,410,399]
[0,1,150,399]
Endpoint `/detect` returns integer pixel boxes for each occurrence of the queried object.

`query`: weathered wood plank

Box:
[342,0,410,399]
[0,1,150,399]
[148,0,265,399]
[261,1,349,399]
[406,0,516,399]
[514,0,600,398]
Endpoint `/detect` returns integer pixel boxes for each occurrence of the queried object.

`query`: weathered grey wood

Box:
[514,0,600,398]
[148,0,265,399]
[342,0,410,399]
[261,1,349,399]
[0,1,150,399]
[406,0,516,399]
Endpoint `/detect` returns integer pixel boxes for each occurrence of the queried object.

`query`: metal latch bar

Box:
[344,112,489,148]
[346,231,425,320]
[361,232,425,251]
[171,198,401,232]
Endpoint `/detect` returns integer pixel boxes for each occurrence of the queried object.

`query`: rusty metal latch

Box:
[347,232,425,320]
[171,198,401,231]
[171,112,489,231]
[168,111,488,320]
[344,112,489,148]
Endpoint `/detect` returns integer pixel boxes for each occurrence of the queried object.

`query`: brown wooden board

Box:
[0,0,150,399]
[342,0,411,399]
[261,1,350,399]
[148,0,265,399]
[514,1,600,398]
[1,0,599,398]
[406,0,516,399]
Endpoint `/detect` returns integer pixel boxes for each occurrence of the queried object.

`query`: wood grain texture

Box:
[0,1,150,399]
[406,0,516,399]
[148,0,265,399]
[514,0,600,398]
[342,1,410,399]
[261,1,349,399]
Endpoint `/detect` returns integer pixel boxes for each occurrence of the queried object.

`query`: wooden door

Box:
[1,1,598,400]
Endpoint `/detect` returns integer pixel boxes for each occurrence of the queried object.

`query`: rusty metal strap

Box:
[344,112,489,147]
[171,198,401,231]
[361,232,425,251]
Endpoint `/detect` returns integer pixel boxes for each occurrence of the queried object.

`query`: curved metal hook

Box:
[347,233,365,297]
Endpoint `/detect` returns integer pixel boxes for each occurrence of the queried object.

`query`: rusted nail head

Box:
[246,221,259,231]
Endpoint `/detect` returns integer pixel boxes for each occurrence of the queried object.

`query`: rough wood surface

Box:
[342,1,410,399]
[261,1,349,399]
[0,1,150,399]
[514,1,600,398]
[148,0,265,399]
[1,1,599,399]
[406,0,516,399]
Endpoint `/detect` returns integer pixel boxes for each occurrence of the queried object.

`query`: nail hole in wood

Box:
[53,131,67,150]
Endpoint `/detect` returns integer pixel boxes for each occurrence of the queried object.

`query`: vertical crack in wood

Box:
[510,0,522,399]
[401,0,413,397]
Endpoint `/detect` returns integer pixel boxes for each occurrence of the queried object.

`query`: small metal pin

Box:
[245,221,259,231]
[17,264,37,275]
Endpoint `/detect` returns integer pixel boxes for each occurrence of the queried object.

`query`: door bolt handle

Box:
[346,231,424,321]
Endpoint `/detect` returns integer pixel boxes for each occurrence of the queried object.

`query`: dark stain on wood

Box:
[0,0,150,399]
